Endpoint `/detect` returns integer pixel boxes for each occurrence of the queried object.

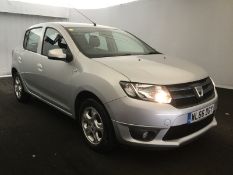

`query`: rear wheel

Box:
[13,73,30,103]
[78,98,115,152]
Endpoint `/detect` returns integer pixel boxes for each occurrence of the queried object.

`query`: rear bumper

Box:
[106,90,218,147]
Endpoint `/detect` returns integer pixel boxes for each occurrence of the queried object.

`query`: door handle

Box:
[18,56,22,63]
[37,63,43,72]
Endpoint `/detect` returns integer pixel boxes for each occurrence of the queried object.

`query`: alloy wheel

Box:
[14,76,23,99]
[81,107,104,145]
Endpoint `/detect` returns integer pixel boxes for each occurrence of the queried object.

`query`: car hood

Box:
[94,54,208,85]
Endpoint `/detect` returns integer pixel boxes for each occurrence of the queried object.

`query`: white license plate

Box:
[187,104,214,124]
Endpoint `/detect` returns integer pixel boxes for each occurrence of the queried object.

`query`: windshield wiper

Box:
[119,53,134,56]
[145,51,161,55]
[91,53,134,58]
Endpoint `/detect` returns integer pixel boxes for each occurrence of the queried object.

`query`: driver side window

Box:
[42,28,67,56]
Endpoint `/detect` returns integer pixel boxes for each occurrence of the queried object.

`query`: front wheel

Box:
[13,74,30,103]
[78,98,115,152]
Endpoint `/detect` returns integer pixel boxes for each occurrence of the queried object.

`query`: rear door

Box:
[20,27,43,95]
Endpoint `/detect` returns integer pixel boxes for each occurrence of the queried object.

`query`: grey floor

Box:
[0,77,232,175]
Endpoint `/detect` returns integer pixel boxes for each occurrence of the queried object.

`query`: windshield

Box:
[66,27,160,58]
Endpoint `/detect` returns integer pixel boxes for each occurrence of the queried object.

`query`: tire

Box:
[13,73,30,103]
[78,98,115,152]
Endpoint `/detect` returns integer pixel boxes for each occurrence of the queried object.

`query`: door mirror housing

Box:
[48,48,73,62]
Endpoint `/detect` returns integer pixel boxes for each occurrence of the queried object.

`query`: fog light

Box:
[129,127,159,142]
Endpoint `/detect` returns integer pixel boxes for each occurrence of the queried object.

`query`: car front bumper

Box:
[105,90,218,148]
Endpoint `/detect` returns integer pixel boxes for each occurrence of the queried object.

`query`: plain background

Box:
[0,0,232,89]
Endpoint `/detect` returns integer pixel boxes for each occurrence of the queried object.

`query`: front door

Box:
[38,27,76,113]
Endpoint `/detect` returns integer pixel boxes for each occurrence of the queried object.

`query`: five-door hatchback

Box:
[12,22,218,151]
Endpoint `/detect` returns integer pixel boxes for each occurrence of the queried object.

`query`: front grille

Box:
[167,77,215,108]
[163,114,214,141]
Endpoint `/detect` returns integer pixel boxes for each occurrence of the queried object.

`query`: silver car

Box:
[12,22,218,151]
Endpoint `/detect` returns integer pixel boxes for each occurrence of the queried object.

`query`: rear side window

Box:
[24,28,42,53]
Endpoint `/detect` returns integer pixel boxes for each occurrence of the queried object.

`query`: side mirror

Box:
[48,48,73,62]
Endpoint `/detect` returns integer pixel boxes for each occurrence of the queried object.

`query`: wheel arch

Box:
[74,90,117,146]
[74,90,107,120]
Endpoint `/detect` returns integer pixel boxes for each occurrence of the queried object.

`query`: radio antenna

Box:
[73,8,97,26]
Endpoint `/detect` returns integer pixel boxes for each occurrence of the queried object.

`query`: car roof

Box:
[28,22,117,30]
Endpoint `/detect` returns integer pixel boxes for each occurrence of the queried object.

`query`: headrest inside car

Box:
[89,35,100,48]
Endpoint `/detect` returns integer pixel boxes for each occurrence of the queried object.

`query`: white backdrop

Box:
[0,13,67,76]
[0,0,232,88]
[70,0,233,89]
[0,0,68,76]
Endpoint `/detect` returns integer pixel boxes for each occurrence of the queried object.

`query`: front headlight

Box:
[120,81,172,104]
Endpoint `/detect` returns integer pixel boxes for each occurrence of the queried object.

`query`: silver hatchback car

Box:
[12,22,218,151]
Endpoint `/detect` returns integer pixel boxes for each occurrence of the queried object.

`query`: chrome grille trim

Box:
[166,77,215,108]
